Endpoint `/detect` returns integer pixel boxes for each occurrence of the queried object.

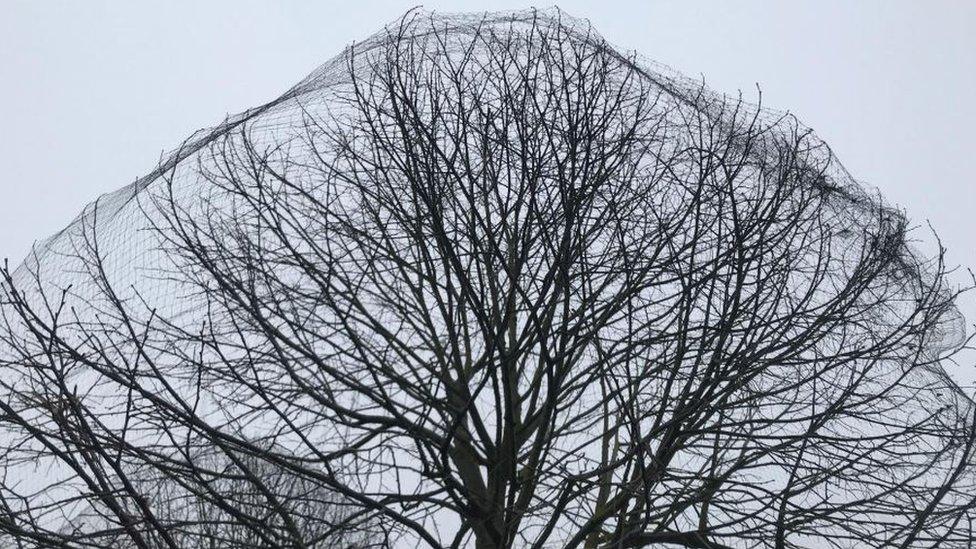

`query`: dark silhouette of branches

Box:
[0,8,974,549]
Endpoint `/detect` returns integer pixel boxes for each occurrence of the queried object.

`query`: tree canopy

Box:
[1,8,974,549]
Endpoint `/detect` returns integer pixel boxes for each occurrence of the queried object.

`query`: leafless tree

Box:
[1,8,974,549]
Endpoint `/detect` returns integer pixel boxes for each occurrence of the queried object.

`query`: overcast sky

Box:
[1,1,973,386]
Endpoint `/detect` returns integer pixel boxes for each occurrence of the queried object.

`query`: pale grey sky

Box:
[1,1,974,385]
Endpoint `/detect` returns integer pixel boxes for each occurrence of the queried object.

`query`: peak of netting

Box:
[15,7,968,398]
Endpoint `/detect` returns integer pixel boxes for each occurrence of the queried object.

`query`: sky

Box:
[1,1,974,386]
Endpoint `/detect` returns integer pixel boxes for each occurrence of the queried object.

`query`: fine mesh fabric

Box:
[1,8,974,547]
[11,7,968,396]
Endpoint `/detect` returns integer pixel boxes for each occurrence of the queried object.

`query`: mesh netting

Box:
[13,7,968,393]
[1,7,973,548]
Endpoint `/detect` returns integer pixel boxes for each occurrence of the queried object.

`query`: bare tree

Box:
[1,8,974,549]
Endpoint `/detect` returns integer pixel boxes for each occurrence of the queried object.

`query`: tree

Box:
[1,8,974,549]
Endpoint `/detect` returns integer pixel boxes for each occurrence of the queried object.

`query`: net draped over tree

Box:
[1,8,974,549]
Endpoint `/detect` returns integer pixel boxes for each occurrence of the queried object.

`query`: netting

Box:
[13,8,970,367]
[1,7,973,548]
